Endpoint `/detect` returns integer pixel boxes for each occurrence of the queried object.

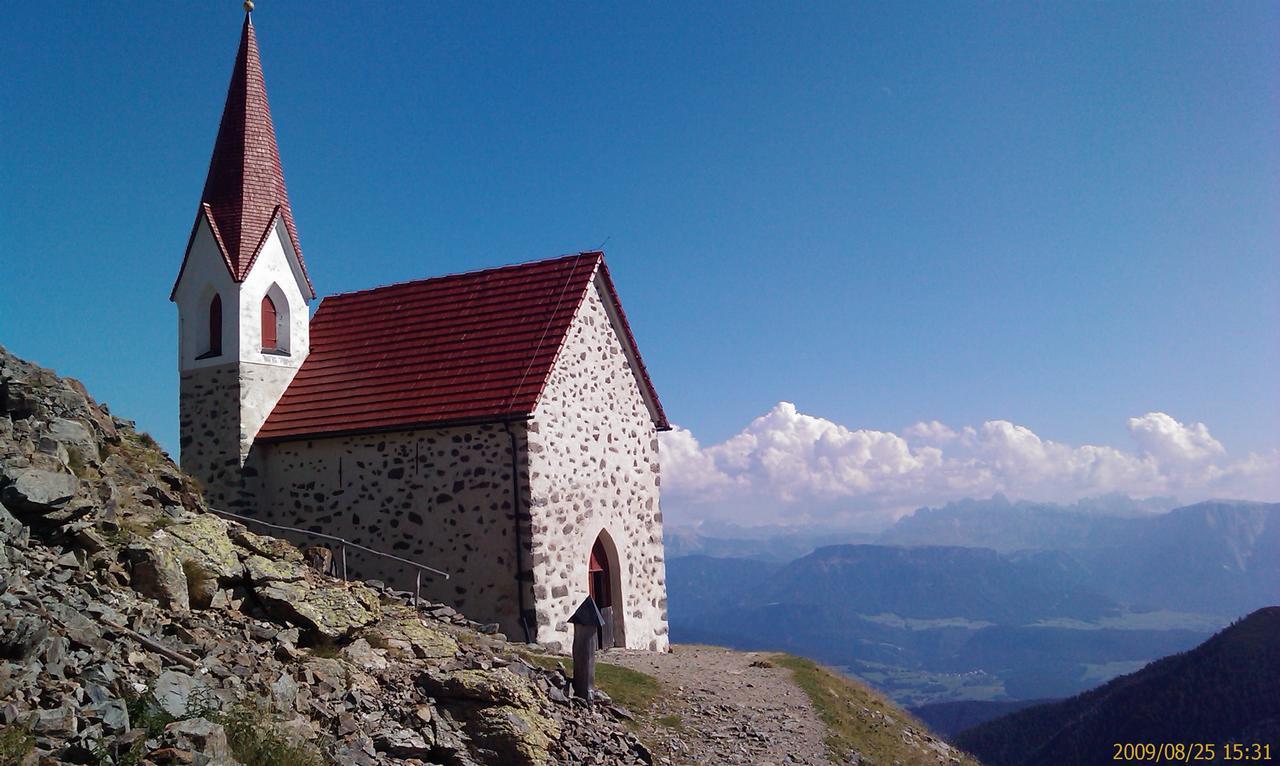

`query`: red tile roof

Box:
[256,252,669,441]
[171,15,314,300]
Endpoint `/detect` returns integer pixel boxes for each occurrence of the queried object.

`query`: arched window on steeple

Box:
[205,294,223,357]
[261,294,279,352]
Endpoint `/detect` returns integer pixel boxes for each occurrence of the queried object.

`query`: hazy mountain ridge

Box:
[953,607,1280,766]
[667,547,1219,704]
[666,498,1279,706]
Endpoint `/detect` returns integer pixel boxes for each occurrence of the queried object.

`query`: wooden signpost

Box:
[569,596,606,701]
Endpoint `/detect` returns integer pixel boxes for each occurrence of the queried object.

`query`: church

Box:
[170,12,670,653]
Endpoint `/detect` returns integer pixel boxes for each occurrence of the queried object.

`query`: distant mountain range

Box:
[879,493,1179,551]
[953,607,1280,766]
[882,498,1280,616]
[664,498,1279,706]
[664,523,874,562]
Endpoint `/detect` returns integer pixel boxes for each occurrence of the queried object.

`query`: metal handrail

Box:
[205,506,449,608]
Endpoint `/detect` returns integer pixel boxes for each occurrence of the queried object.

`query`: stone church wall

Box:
[258,423,536,640]
[526,277,669,652]
[179,363,245,511]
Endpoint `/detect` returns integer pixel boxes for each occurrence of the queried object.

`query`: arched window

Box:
[261,295,279,352]
[207,294,223,356]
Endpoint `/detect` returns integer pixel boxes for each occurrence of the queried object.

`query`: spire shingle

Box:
[195,15,314,297]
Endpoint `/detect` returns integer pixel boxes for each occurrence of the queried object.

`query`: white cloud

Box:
[659,403,1280,529]
[1126,412,1225,464]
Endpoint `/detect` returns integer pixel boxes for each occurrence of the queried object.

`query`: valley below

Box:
[665,496,1279,709]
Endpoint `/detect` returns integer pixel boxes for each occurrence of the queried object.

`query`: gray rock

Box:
[46,418,98,463]
[0,503,23,542]
[0,468,79,515]
[271,670,298,710]
[0,615,49,661]
[49,602,109,651]
[124,543,190,611]
[374,726,436,758]
[85,698,130,733]
[163,717,240,766]
[31,705,77,737]
[153,670,202,719]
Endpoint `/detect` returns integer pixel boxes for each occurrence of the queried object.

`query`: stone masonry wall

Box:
[259,423,537,640]
[180,362,298,514]
[179,363,244,511]
[526,277,669,652]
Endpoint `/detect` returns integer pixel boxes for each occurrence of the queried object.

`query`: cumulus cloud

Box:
[1126,412,1224,464]
[658,403,1280,529]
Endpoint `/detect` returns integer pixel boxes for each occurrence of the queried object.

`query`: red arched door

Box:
[588,536,616,648]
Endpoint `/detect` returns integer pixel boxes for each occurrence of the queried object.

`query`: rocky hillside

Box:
[0,345,653,765]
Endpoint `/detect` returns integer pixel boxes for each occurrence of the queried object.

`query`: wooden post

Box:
[569,596,605,702]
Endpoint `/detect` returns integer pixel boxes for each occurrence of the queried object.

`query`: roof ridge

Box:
[319,251,603,302]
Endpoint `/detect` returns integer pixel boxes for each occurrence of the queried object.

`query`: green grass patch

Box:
[217,702,327,766]
[655,713,684,731]
[107,687,328,766]
[596,662,662,713]
[522,654,662,714]
[772,654,980,766]
[0,725,35,764]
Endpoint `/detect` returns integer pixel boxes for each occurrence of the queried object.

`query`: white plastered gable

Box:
[172,214,312,371]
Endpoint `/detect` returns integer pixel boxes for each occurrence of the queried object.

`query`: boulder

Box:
[243,553,307,584]
[0,615,49,661]
[469,704,560,766]
[84,698,130,733]
[47,602,109,652]
[167,515,242,581]
[162,718,241,766]
[367,610,459,661]
[0,467,79,515]
[340,638,389,672]
[153,670,205,719]
[254,579,380,642]
[124,543,190,611]
[418,667,539,709]
[0,503,24,543]
[46,418,98,464]
[229,526,303,563]
[373,726,436,758]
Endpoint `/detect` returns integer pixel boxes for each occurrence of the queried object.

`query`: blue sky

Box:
[2,2,1276,520]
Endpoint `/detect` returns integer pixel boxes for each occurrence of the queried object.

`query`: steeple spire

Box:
[196,12,314,297]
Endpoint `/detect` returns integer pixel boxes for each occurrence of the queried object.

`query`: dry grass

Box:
[772,654,982,766]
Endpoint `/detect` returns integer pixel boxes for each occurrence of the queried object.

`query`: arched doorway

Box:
[588,532,624,649]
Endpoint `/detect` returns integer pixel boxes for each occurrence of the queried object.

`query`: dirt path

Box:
[607,644,833,766]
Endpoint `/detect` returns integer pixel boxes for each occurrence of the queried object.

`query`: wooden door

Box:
[589,538,615,648]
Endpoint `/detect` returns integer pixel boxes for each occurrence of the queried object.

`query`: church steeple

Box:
[193,12,314,298]
[171,10,317,511]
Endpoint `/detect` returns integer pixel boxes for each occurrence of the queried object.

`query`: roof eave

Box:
[254,412,534,445]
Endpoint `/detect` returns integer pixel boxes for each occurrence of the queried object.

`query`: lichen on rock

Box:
[365,608,459,661]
